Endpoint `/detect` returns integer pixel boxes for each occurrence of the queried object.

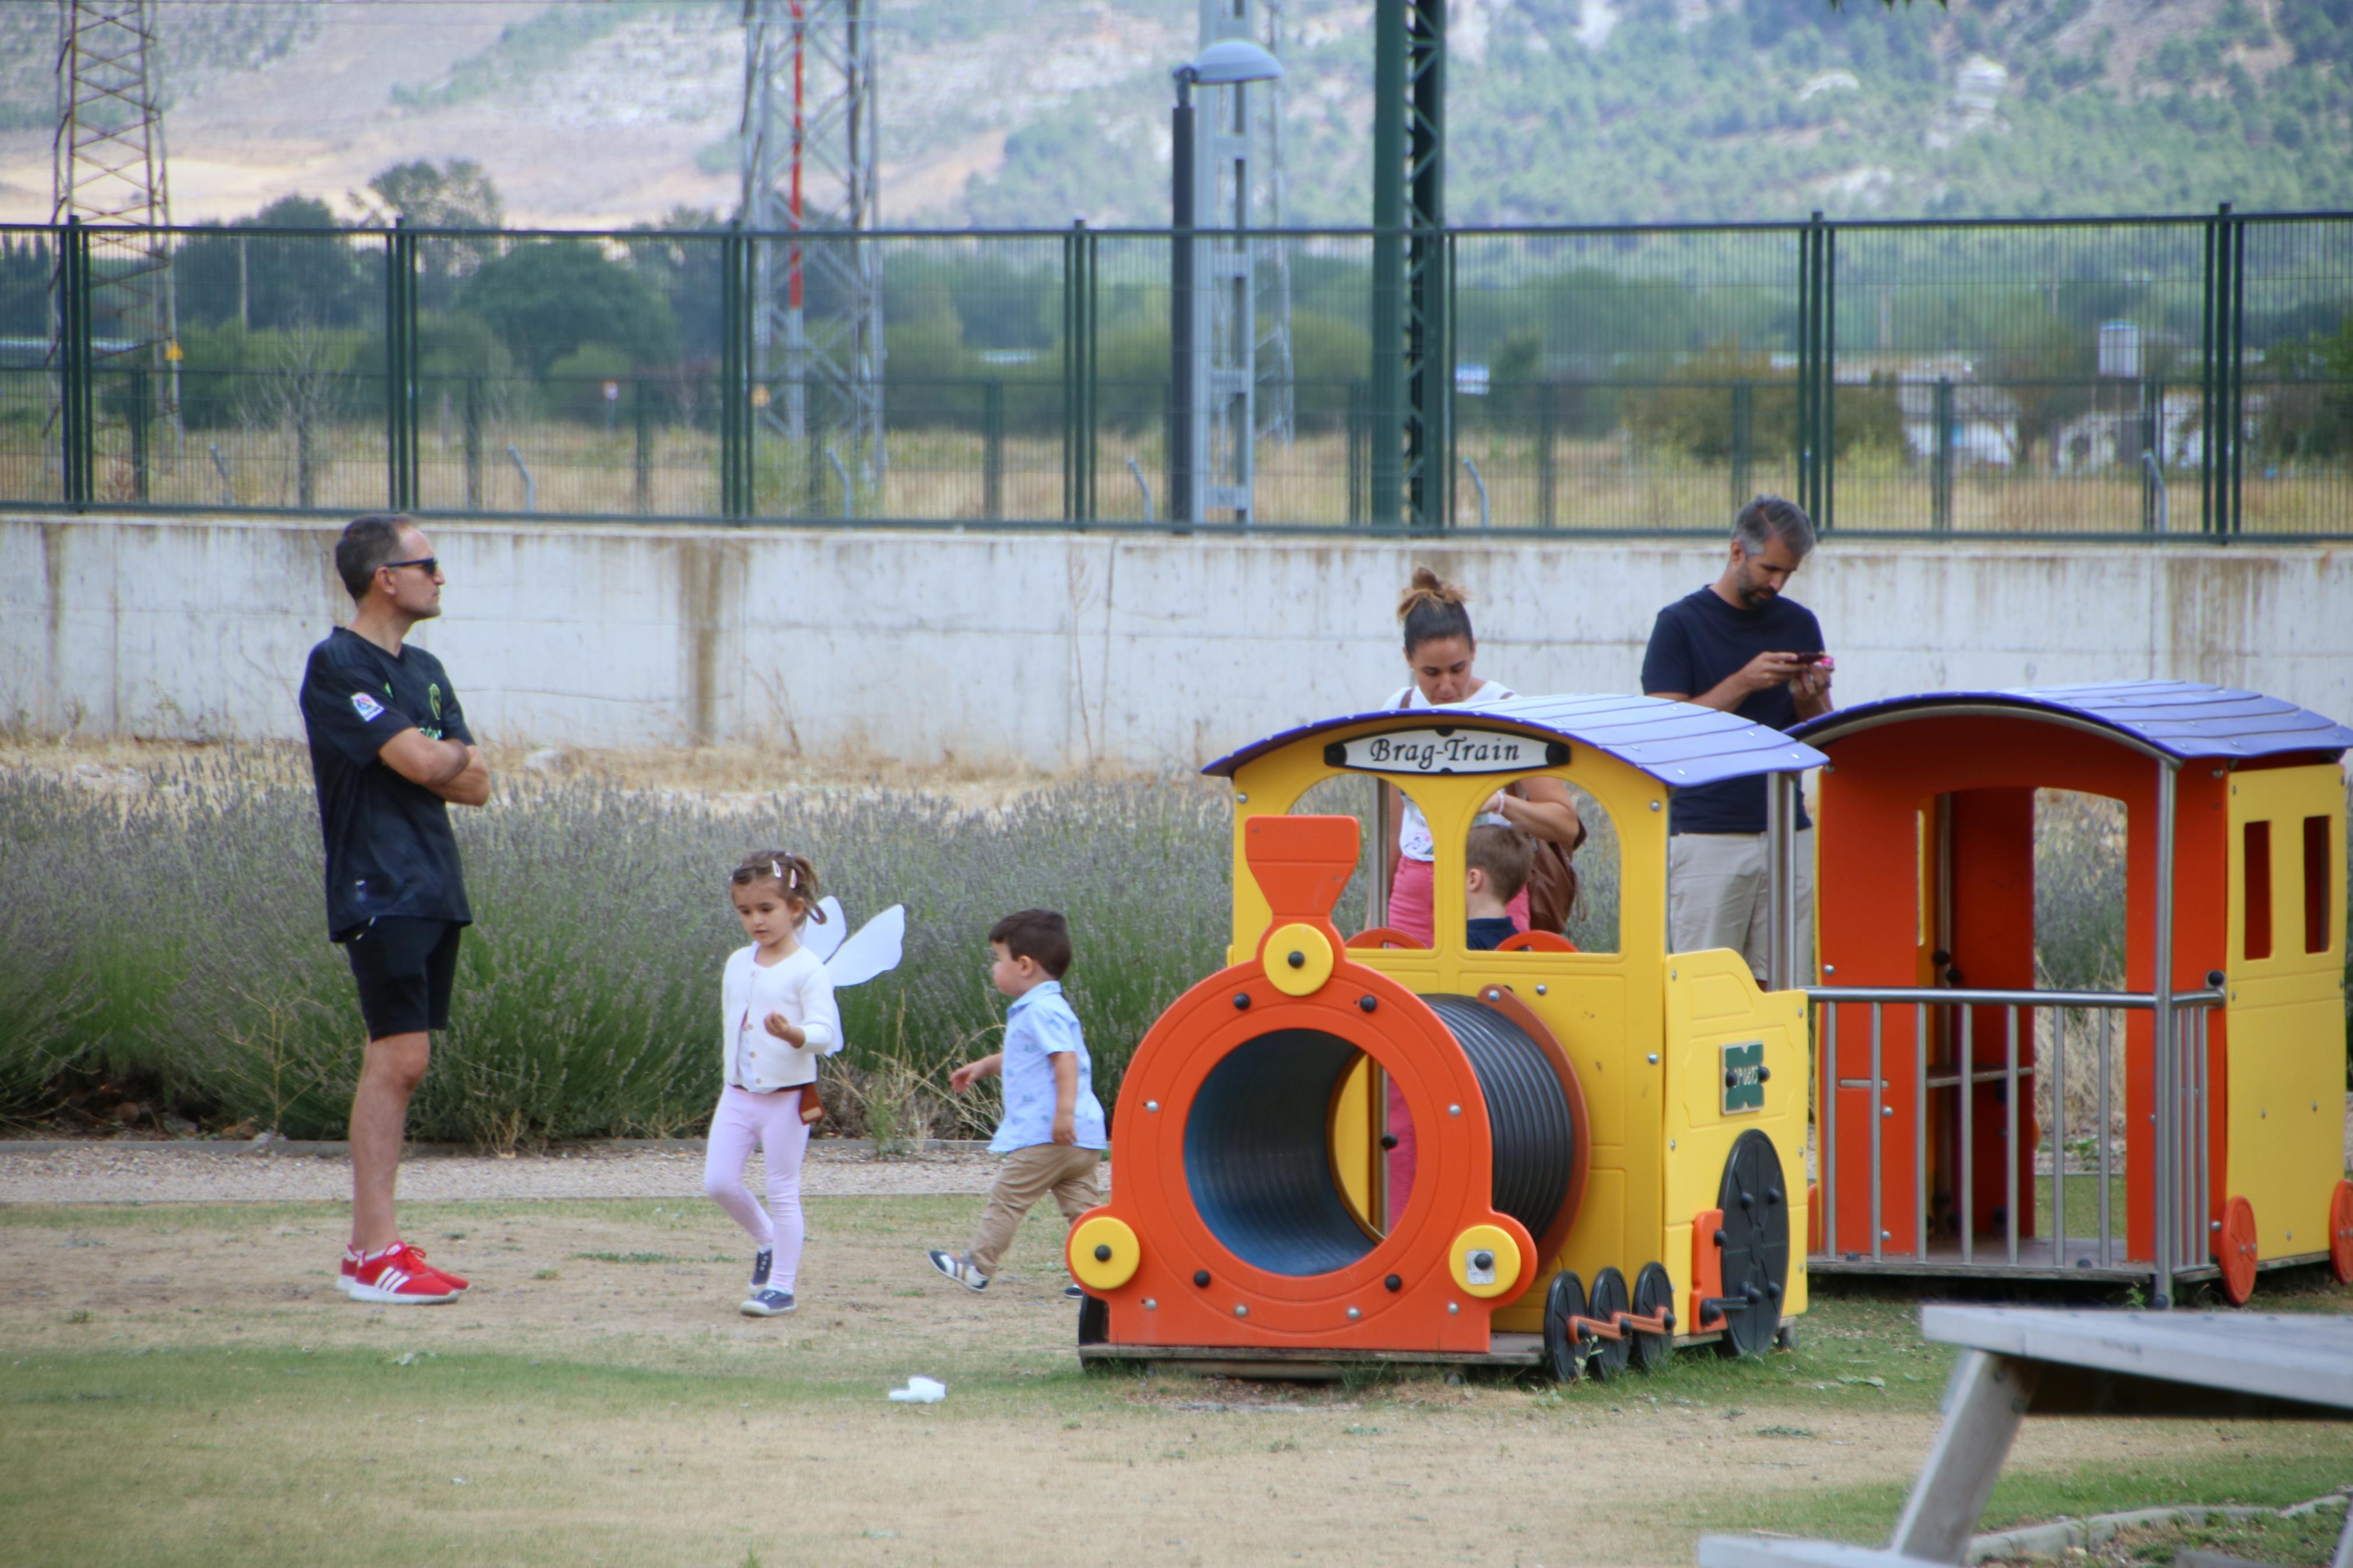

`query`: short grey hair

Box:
[1733,495,1815,561]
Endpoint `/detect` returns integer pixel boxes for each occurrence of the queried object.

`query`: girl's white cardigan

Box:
[720,945,842,1091]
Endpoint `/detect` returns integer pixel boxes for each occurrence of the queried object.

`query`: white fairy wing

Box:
[822,905,906,990]
[801,896,848,962]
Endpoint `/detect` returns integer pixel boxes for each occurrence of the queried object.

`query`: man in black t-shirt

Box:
[298,513,490,1304]
[1640,496,1833,986]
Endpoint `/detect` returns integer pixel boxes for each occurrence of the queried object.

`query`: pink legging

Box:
[702,1085,812,1290]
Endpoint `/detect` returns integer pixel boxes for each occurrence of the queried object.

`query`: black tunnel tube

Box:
[1182,998,1577,1278]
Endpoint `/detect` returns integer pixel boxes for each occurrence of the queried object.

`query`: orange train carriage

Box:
[1791,681,2353,1307]
[1067,694,1826,1379]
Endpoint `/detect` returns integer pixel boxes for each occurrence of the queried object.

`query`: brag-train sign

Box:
[1323,726,1569,776]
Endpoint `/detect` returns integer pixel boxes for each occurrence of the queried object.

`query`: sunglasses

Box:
[381,555,439,576]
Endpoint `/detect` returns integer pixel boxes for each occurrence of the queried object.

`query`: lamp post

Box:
[1169,38,1283,528]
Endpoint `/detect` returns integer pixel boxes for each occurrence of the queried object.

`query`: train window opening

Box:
[1294,775,1382,935]
[1453,777,1617,954]
[2033,790,2127,991]
[2304,815,2331,955]
[2242,819,2274,962]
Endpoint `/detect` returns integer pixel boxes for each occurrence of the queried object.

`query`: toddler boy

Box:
[1464,823,1533,951]
[928,909,1108,1296]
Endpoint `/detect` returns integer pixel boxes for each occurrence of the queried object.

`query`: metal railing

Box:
[1811,982,2226,1304]
[4,208,2349,534]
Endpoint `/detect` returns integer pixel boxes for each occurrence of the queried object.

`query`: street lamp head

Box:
[1174,38,1284,88]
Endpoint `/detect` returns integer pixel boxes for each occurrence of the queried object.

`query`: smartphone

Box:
[1791,651,1827,666]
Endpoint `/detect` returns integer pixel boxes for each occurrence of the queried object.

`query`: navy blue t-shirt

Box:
[299,627,475,940]
[1465,916,1518,951]
[1640,586,1824,835]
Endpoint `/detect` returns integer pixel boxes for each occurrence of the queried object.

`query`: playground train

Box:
[1066,682,2353,1379]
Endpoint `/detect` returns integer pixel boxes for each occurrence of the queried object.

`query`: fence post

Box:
[1347,377,1368,524]
[384,219,418,511]
[1730,376,1753,512]
[2141,377,2163,532]
[633,378,653,514]
[2199,202,2238,536]
[2226,209,2245,536]
[130,365,150,503]
[720,224,748,520]
[1061,224,1074,521]
[463,376,482,509]
[1932,377,1954,533]
[1536,378,1557,531]
[1796,214,1816,521]
[983,377,1005,521]
[1821,218,1837,532]
[59,215,94,510]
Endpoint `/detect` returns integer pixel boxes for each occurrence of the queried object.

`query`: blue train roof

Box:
[1790,681,2353,763]
[1201,693,1829,788]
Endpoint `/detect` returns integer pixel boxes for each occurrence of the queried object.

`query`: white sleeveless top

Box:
[1382,677,1516,863]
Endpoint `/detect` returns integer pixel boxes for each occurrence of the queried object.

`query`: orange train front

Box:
[1070,694,1829,1377]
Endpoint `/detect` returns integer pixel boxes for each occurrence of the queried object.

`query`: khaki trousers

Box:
[1667,829,1815,987]
[967,1143,1103,1278]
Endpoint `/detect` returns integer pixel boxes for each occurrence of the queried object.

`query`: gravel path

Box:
[0,1140,1051,1206]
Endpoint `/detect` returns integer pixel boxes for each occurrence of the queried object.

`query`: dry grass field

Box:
[2,1187,2349,1568]
[9,417,2347,534]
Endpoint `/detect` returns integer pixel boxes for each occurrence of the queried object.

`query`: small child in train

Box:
[1464,823,1534,951]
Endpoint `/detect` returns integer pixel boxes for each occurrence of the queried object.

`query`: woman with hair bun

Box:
[1378,566,1583,946]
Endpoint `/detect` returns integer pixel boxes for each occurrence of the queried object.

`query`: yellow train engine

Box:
[1070,694,1827,1377]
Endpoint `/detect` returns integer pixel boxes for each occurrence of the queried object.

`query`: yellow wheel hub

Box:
[1450,1223,1523,1299]
[1263,922,1335,997]
[1069,1215,1141,1290]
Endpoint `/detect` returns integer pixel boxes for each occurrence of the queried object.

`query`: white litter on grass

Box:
[888,1375,946,1403]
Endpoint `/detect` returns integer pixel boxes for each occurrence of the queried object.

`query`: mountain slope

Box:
[0,0,2343,228]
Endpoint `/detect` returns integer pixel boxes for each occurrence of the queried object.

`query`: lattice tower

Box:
[1254,0,1294,445]
[741,0,883,506]
[52,0,179,417]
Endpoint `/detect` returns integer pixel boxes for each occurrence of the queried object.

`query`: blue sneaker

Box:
[749,1247,773,1290]
[740,1288,796,1317]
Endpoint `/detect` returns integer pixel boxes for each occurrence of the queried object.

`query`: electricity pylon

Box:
[741,0,883,511]
[54,0,179,423]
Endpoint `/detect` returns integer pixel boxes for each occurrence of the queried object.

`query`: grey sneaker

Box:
[749,1247,773,1290]
[927,1249,989,1292]
[740,1287,796,1317]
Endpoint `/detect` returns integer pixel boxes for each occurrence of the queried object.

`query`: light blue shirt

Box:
[991,980,1108,1154]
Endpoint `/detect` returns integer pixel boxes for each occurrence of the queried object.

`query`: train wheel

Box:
[1077,1293,1109,1346]
[1713,1129,1790,1359]
[1542,1270,1588,1384]
[2216,1196,2259,1307]
[1585,1267,1633,1382]
[1629,1261,1676,1374]
[2329,1181,2353,1287]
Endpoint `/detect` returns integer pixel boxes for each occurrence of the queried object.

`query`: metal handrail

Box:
[1808,984,2224,1010]
[1809,982,2223,1291]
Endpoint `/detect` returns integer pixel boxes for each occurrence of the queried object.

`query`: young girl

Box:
[704,849,842,1317]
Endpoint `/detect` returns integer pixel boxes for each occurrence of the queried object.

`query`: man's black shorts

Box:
[343,918,464,1039]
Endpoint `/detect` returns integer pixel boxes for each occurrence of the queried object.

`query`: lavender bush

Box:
[0,755,1230,1145]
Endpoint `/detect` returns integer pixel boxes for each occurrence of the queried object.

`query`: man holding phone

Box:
[1641,496,1833,985]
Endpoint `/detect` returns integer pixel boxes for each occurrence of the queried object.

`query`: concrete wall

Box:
[5,511,2348,771]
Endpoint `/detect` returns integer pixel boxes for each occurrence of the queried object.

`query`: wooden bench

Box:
[1698,1307,2353,1568]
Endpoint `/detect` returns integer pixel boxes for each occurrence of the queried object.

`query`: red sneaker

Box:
[349,1242,463,1304]
[410,1245,468,1292]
